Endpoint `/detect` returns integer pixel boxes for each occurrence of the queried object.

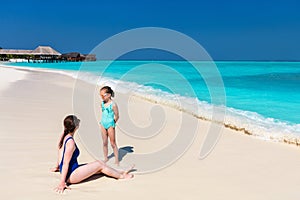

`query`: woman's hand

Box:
[54,182,71,194]
[50,165,59,172]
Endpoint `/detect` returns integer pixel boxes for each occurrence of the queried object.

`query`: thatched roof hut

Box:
[60,52,96,62]
[31,46,61,55]
[0,49,32,55]
[0,46,61,62]
[84,54,96,61]
[0,46,95,62]
[60,52,82,61]
[0,46,61,56]
[61,52,81,58]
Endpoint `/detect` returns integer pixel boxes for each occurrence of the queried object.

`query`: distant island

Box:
[0,46,96,62]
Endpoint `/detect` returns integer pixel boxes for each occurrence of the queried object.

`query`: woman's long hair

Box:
[58,115,80,149]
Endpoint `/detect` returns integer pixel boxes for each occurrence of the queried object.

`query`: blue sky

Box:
[1,0,300,60]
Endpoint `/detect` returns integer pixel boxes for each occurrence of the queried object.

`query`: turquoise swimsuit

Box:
[100,101,115,129]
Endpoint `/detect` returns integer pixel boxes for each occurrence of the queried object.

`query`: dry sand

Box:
[1,65,300,200]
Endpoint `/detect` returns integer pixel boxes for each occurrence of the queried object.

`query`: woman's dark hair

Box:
[58,115,80,149]
[100,86,114,97]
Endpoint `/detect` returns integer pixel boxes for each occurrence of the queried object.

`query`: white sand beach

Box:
[1,65,300,200]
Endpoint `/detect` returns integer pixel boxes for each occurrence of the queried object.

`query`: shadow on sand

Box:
[77,146,135,184]
[108,146,134,162]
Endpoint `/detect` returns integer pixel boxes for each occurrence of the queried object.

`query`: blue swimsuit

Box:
[59,137,80,180]
[100,101,115,129]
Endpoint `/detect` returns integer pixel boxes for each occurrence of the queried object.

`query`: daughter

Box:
[99,86,119,165]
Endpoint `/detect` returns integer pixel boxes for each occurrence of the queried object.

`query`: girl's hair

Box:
[58,115,80,149]
[100,86,115,97]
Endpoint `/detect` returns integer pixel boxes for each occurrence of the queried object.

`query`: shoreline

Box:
[1,63,300,148]
[1,65,300,199]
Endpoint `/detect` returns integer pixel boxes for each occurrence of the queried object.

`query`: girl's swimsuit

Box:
[100,101,115,129]
[59,137,80,180]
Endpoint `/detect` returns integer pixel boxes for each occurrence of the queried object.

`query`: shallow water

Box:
[7,61,300,142]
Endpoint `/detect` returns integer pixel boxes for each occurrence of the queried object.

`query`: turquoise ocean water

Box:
[6,61,300,143]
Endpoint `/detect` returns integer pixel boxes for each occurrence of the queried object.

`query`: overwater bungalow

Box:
[59,52,96,62]
[60,52,84,62]
[0,46,61,62]
[0,46,96,62]
[84,54,96,61]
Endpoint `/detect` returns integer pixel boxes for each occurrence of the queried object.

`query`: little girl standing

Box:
[99,86,119,165]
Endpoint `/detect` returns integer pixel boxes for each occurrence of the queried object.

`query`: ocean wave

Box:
[5,64,300,146]
[72,70,300,145]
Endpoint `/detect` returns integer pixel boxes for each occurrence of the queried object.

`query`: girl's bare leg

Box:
[100,126,109,162]
[108,127,119,165]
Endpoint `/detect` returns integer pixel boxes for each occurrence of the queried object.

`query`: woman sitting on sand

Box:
[54,115,133,193]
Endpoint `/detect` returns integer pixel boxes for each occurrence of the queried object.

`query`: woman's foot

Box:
[122,173,134,179]
[125,164,135,173]
[119,164,135,179]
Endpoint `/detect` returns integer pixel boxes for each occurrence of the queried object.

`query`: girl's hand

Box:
[54,182,71,194]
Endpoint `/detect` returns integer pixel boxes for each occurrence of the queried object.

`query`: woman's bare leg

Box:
[101,164,133,179]
[68,160,133,184]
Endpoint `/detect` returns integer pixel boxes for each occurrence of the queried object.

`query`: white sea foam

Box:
[71,70,300,144]
[4,64,300,145]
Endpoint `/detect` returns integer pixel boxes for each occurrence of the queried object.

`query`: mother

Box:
[54,115,133,193]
